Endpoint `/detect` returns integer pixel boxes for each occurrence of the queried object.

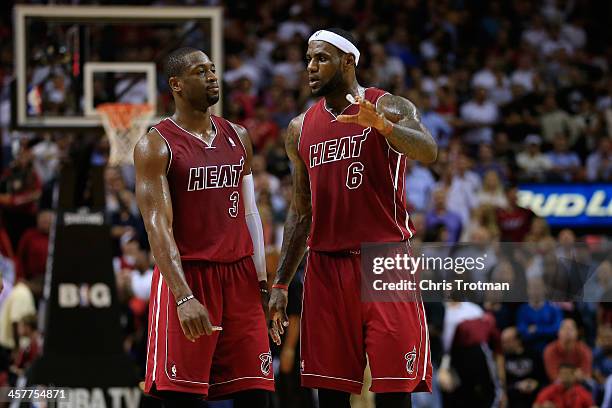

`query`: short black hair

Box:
[325,27,357,48]
[164,47,200,80]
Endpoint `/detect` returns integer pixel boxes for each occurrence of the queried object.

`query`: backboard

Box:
[13,5,223,130]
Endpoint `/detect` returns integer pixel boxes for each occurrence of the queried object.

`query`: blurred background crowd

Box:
[0,0,611,407]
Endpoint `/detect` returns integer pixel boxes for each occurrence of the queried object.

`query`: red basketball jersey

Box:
[150,116,253,262]
[298,88,415,252]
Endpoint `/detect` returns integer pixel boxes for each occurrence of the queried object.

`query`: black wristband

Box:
[176,294,194,307]
[260,287,269,294]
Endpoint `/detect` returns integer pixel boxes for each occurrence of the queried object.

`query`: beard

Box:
[207,93,220,106]
[312,68,344,97]
[187,93,219,111]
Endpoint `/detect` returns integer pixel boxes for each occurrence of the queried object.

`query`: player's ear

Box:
[343,53,356,70]
[169,76,181,93]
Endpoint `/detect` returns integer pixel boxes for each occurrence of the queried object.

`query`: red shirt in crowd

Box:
[535,382,594,408]
[543,340,593,381]
[16,228,49,280]
[496,206,534,242]
[241,117,279,152]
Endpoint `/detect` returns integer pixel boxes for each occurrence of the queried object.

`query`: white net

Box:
[97,103,154,166]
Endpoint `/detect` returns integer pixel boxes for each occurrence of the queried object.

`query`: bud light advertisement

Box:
[519,184,612,227]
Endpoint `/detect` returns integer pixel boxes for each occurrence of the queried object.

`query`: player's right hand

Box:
[177,298,216,341]
[268,288,289,345]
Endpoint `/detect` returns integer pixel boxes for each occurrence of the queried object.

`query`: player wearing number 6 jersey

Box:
[136,48,273,407]
[269,29,438,408]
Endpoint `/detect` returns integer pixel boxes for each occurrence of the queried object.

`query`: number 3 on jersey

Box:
[346,162,364,189]
[229,191,239,217]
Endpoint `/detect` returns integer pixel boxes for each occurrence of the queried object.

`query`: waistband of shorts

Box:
[180,255,252,265]
[309,248,361,257]
[309,240,412,257]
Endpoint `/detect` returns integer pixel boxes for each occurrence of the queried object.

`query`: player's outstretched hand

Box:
[337,95,391,134]
[177,298,219,342]
[268,287,289,345]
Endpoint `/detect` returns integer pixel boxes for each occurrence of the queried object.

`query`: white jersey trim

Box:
[387,146,405,241]
[301,373,363,385]
[167,117,217,148]
[297,105,315,153]
[150,127,172,174]
[210,376,275,387]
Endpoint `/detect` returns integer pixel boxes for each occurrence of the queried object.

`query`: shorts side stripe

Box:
[164,285,209,385]
[152,277,163,381]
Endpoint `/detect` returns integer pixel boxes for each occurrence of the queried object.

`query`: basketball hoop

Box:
[97,103,154,166]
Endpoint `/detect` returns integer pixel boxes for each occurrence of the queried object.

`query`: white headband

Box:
[308,30,360,66]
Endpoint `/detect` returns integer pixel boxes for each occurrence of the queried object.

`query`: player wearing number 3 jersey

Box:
[136,48,272,407]
[269,28,438,408]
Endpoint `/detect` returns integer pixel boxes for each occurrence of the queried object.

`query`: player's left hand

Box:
[337,95,392,135]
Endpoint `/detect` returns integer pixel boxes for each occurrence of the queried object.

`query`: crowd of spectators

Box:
[0,0,610,407]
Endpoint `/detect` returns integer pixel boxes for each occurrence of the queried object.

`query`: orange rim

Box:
[97,103,153,130]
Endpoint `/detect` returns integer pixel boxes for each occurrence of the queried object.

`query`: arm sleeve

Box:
[242,174,267,282]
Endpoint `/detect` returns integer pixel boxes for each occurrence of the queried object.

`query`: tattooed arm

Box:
[268,112,312,345]
[338,93,438,163]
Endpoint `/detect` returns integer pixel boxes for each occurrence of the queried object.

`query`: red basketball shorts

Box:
[144,257,274,399]
[300,250,432,394]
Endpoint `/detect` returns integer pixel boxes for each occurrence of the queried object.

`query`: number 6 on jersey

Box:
[346,161,364,189]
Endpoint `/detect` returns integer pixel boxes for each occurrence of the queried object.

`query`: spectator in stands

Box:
[516,134,552,182]
[276,4,310,42]
[540,93,573,146]
[511,55,538,93]
[476,170,507,209]
[0,279,36,354]
[502,326,547,408]
[104,167,144,249]
[461,205,500,243]
[583,259,612,303]
[572,99,602,154]
[439,302,503,408]
[0,143,42,249]
[476,143,506,179]
[525,217,554,246]
[543,318,592,382]
[534,363,595,408]
[31,133,59,185]
[229,76,258,119]
[459,86,499,145]
[592,325,612,404]
[9,313,40,380]
[419,92,453,148]
[369,43,406,90]
[272,45,304,91]
[242,105,280,152]
[496,184,535,242]
[405,159,436,212]
[517,278,563,353]
[586,137,611,182]
[16,210,52,300]
[546,134,582,182]
[425,188,462,244]
[445,153,481,227]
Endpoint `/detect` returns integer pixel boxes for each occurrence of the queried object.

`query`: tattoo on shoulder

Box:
[379,94,419,122]
[286,113,306,149]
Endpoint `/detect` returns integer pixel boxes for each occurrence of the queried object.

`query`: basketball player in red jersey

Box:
[135,48,273,407]
[269,29,438,408]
